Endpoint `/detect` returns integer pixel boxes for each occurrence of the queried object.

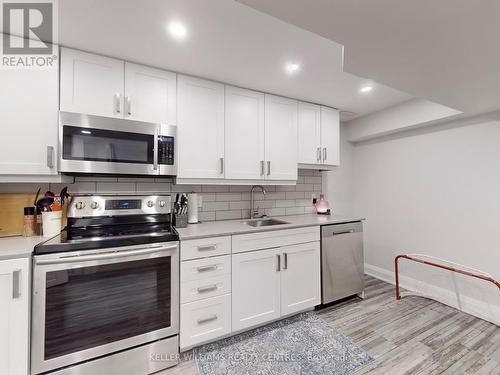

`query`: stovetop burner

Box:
[35,194,179,255]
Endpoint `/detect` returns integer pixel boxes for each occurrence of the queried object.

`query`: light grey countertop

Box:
[176,214,364,240]
[0,235,47,260]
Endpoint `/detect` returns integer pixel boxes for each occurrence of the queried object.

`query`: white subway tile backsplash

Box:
[216,210,242,220]
[2,168,322,222]
[215,193,242,201]
[229,200,251,210]
[202,201,229,211]
[286,206,305,215]
[136,182,171,193]
[285,191,305,200]
[96,182,136,193]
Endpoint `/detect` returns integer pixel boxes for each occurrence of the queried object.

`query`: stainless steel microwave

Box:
[59,112,176,176]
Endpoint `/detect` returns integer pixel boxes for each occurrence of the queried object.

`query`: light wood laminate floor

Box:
[161,276,500,375]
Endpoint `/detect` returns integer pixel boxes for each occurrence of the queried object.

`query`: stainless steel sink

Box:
[241,218,289,227]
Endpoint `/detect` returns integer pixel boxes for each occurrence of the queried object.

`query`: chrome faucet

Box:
[250,185,267,219]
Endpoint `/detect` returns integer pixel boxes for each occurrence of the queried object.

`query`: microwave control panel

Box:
[158,136,174,165]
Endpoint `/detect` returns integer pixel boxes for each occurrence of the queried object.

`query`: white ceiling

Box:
[238,0,500,115]
[56,0,412,119]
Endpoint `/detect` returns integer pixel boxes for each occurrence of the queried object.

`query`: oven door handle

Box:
[35,244,178,265]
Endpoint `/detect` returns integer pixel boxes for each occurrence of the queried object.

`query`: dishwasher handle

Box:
[332,229,355,235]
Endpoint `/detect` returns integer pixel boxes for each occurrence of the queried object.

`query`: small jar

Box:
[35,207,43,236]
[23,207,36,237]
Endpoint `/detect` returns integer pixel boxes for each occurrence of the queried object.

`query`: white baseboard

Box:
[365,263,500,326]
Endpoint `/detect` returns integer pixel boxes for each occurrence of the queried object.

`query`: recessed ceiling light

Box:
[168,21,187,39]
[360,85,373,93]
[285,63,300,74]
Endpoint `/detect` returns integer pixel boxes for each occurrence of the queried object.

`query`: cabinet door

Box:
[225,86,265,180]
[265,94,298,181]
[0,42,58,175]
[124,62,176,128]
[0,258,29,375]
[177,75,225,179]
[60,48,124,118]
[298,102,321,165]
[320,106,340,166]
[280,242,320,316]
[232,248,281,331]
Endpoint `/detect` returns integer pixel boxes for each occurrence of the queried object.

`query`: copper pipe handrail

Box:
[395,254,500,300]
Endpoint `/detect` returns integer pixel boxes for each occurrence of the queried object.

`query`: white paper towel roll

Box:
[187,193,199,224]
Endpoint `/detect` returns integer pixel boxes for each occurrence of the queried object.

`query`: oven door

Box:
[59,111,160,175]
[31,242,179,375]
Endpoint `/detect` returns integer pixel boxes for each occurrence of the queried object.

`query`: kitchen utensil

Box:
[34,187,41,206]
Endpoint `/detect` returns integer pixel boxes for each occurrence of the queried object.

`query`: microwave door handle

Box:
[153,129,159,172]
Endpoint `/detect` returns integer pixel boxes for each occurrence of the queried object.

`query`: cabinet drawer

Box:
[181,274,231,303]
[180,294,231,350]
[232,226,320,253]
[181,255,231,283]
[181,236,231,260]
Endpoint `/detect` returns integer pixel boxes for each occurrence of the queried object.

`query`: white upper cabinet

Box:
[124,62,177,128]
[225,86,265,180]
[0,38,58,176]
[297,104,340,167]
[265,95,298,181]
[320,106,340,166]
[280,242,321,316]
[0,257,30,375]
[60,48,124,118]
[298,102,321,165]
[177,75,225,179]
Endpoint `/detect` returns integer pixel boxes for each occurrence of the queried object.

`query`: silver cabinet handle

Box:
[276,254,281,272]
[267,161,271,176]
[46,146,54,168]
[153,128,159,171]
[197,314,218,324]
[126,96,132,116]
[220,157,224,174]
[197,244,217,251]
[197,265,218,272]
[260,160,265,176]
[197,284,218,293]
[323,147,327,162]
[12,269,21,299]
[283,252,288,270]
[114,93,121,114]
[317,147,321,162]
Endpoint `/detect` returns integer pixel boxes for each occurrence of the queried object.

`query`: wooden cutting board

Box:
[0,194,68,237]
[0,194,36,237]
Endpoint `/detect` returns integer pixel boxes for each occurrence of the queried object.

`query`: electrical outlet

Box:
[197,195,203,208]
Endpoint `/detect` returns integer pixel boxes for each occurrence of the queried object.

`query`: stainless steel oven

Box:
[59,111,176,176]
[31,242,179,374]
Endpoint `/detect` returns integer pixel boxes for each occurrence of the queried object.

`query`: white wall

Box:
[325,117,500,325]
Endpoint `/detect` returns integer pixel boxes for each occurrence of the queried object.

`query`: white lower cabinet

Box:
[0,257,29,375]
[231,248,281,331]
[180,294,231,350]
[281,242,321,316]
[180,230,321,350]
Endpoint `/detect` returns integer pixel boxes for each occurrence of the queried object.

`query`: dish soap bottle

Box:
[315,194,331,215]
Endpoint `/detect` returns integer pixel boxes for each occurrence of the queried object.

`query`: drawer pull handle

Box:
[197,265,218,272]
[197,244,217,251]
[197,314,218,324]
[197,284,218,293]
[12,269,21,299]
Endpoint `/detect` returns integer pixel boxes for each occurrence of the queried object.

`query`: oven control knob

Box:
[75,201,85,210]
[147,200,154,208]
[159,200,166,208]
[90,202,99,209]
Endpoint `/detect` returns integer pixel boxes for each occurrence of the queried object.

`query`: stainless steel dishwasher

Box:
[321,221,364,304]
